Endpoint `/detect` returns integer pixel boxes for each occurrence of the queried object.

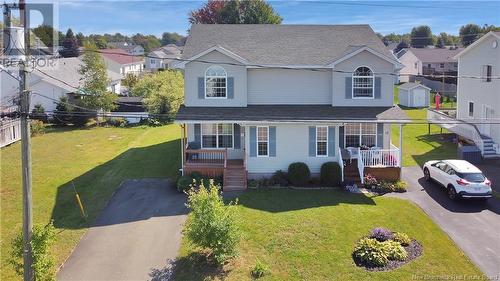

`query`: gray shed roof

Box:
[183,24,394,65]
[398,82,431,91]
[176,105,409,123]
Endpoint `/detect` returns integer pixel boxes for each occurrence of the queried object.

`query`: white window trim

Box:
[201,123,234,149]
[205,65,228,99]
[344,123,378,148]
[256,126,269,157]
[315,126,328,157]
[352,65,375,99]
[468,101,474,118]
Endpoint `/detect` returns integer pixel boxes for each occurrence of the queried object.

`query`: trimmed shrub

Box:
[370,227,394,242]
[288,162,310,186]
[30,120,46,137]
[353,237,389,267]
[31,103,48,123]
[106,117,128,127]
[320,162,341,186]
[393,232,411,246]
[251,259,271,278]
[189,172,203,183]
[270,170,288,186]
[184,182,241,264]
[177,176,194,192]
[381,240,408,261]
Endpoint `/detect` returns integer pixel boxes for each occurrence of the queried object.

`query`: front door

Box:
[481,105,492,137]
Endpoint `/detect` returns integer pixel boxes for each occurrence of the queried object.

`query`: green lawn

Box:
[393,86,457,166]
[174,189,482,281]
[1,125,181,280]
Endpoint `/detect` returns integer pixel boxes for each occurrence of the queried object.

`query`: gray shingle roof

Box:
[183,24,394,65]
[405,47,463,63]
[176,105,409,122]
[398,82,431,91]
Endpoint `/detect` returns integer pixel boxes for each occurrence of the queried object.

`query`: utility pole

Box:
[19,0,34,280]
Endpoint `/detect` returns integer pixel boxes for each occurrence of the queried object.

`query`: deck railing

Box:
[359,148,401,168]
[185,148,228,166]
[1,118,21,148]
[427,109,485,155]
[338,147,344,182]
[357,148,365,184]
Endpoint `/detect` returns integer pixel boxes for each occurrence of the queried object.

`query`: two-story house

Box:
[145,44,183,71]
[175,24,409,190]
[453,31,500,158]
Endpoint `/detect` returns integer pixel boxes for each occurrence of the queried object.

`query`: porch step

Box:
[223,166,247,191]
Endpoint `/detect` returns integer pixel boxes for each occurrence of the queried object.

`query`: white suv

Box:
[423,159,492,200]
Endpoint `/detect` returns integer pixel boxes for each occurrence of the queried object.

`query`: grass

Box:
[174,189,482,281]
[393,86,457,167]
[1,124,181,281]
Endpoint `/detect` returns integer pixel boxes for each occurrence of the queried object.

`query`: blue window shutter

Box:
[374,77,381,99]
[328,126,336,157]
[198,77,205,99]
[345,77,352,99]
[234,124,241,149]
[227,77,234,99]
[339,126,344,148]
[309,126,316,157]
[269,126,276,157]
[249,126,256,157]
[377,123,384,147]
[194,124,201,147]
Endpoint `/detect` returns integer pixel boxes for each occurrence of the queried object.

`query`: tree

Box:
[435,37,445,48]
[184,181,241,264]
[76,32,85,47]
[131,70,183,119]
[410,25,433,48]
[53,96,72,125]
[189,0,282,24]
[459,24,482,46]
[131,33,161,52]
[79,41,117,112]
[122,73,139,89]
[161,32,185,46]
[59,28,79,57]
[32,25,57,47]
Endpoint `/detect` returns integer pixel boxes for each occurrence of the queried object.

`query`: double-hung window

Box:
[345,123,377,148]
[201,124,233,148]
[205,65,227,98]
[352,66,374,98]
[468,102,474,118]
[257,126,269,157]
[483,65,492,82]
[316,126,328,156]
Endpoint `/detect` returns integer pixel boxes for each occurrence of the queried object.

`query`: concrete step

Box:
[483,154,500,159]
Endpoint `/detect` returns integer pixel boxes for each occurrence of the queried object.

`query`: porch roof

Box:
[175,105,410,123]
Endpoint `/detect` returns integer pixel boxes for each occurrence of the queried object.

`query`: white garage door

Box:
[413,89,426,107]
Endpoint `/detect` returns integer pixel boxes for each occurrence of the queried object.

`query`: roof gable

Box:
[453,31,500,59]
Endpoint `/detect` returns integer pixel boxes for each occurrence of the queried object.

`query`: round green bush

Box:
[353,237,389,267]
[287,162,310,186]
[381,240,408,261]
[320,162,341,186]
[177,176,194,192]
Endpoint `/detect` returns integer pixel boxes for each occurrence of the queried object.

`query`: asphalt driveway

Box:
[393,166,500,278]
[57,179,187,281]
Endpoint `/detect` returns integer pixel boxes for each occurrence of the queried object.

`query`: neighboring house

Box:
[454,31,500,158]
[1,57,122,112]
[396,47,463,82]
[145,44,183,71]
[108,42,145,56]
[101,48,145,76]
[175,24,409,190]
[397,82,431,108]
[110,96,148,124]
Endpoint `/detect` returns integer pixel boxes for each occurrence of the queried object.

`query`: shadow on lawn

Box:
[237,188,376,213]
[50,139,181,230]
[412,134,457,167]
[150,253,230,281]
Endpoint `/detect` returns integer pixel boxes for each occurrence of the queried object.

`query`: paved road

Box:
[57,179,187,281]
[392,167,500,278]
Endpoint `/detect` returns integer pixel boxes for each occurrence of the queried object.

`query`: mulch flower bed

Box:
[353,239,423,271]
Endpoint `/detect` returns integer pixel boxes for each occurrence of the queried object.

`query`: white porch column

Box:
[180,124,185,175]
[399,124,403,179]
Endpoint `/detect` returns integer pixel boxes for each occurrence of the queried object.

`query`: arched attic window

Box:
[352,66,374,98]
[205,65,227,98]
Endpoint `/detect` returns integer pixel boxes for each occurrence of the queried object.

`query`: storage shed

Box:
[397,82,431,108]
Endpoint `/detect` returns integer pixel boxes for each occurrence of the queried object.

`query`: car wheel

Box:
[423,168,431,181]
[447,185,458,200]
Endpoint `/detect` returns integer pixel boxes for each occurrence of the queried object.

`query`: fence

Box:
[0,118,21,148]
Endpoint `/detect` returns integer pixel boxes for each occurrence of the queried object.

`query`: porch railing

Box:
[359,148,401,168]
[184,148,228,167]
[357,148,365,184]
[1,118,21,148]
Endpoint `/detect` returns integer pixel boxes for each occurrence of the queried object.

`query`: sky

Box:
[50,0,500,36]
